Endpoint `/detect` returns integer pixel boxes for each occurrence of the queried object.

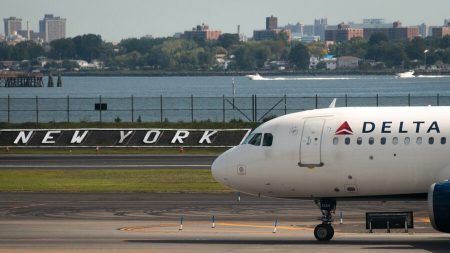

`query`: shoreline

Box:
[59,69,450,77]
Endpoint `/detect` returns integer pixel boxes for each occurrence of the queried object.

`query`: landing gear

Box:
[314,223,334,241]
[313,198,336,241]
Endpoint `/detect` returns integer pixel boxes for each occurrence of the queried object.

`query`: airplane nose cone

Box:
[211,154,226,184]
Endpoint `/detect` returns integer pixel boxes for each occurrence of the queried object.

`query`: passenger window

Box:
[441,137,446,145]
[404,137,410,145]
[380,137,386,145]
[357,137,362,145]
[392,137,398,145]
[345,137,350,145]
[262,133,273,146]
[429,137,434,145]
[333,137,339,145]
[248,133,262,146]
[369,137,374,145]
[416,137,422,145]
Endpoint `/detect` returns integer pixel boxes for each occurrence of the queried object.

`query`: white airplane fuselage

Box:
[212,107,450,199]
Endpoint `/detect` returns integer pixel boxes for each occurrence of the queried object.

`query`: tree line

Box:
[1,33,450,71]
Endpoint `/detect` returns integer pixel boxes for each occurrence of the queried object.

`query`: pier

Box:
[0,72,44,87]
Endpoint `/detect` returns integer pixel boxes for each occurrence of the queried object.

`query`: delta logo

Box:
[335,121,353,135]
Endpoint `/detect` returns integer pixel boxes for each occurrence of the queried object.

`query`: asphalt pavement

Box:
[0,193,449,253]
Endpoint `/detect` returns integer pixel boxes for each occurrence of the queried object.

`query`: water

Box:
[1,75,450,98]
[1,75,450,123]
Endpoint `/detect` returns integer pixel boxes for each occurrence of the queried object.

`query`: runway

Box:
[1,193,449,253]
[0,154,217,169]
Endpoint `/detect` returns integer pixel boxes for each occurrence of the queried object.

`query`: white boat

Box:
[396,70,415,78]
[246,73,265,80]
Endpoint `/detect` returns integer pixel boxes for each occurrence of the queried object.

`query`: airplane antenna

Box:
[329,98,337,108]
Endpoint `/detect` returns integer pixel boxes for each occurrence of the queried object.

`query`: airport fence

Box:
[0,94,448,123]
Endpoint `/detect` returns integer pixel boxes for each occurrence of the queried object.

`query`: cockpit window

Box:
[248,133,262,146]
[262,133,273,146]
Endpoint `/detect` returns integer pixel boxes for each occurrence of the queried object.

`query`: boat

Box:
[396,70,415,78]
[246,73,265,80]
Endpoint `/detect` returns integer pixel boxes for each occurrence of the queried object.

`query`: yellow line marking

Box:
[118,224,177,231]
[416,217,430,223]
[216,222,314,231]
[119,222,314,233]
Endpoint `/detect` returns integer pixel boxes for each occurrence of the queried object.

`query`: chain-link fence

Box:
[0,94,448,123]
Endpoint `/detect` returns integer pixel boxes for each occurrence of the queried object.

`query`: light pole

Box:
[424,49,429,70]
[232,77,236,109]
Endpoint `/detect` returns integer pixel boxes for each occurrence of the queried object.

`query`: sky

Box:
[2,0,450,42]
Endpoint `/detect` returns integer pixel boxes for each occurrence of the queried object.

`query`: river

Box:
[1,75,450,123]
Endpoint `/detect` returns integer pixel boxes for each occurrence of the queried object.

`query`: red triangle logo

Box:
[335,121,353,135]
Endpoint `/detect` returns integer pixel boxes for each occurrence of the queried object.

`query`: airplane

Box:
[211,103,450,241]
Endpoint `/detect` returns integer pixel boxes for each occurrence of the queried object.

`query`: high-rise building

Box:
[39,14,66,42]
[314,18,328,41]
[266,15,278,30]
[432,26,450,38]
[363,21,419,41]
[3,17,22,37]
[284,22,304,36]
[363,18,385,25]
[254,16,291,41]
[349,18,391,29]
[419,23,428,37]
[325,23,363,42]
[182,24,222,40]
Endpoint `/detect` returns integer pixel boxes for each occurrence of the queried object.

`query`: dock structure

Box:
[0,72,44,87]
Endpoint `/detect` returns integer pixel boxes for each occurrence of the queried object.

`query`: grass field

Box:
[0,169,230,193]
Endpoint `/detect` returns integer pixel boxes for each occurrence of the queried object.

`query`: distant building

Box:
[432,26,450,38]
[253,16,291,41]
[4,31,26,45]
[347,18,391,29]
[363,21,419,41]
[303,25,314,36]
[266,15,278,30]
[292,35,320,44]
[325,23,363,42]
[284,22,304,36]
[363,18,385,26]
[314,18,328,41]
[432,20,450,38]
[182,24,222,40]
[337,56,360,69]
[445,19,450,26]
[253,29,291,41]
[3,17,22,37]
[253,29,276,40]
[419,23,428,37]
[322,56,337,70]
[173,32,183,39]
[39,14,66,42]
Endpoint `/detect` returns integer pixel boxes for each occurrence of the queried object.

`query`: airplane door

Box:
[299,118,325,167]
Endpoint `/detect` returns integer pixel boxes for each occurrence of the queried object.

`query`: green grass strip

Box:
[0,169,230,193]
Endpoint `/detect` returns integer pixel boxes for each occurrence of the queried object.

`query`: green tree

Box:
[10,41,44,60]
[218,33,239,49]
[49,38,76,59]
[368,33,388,46]
[233,45,256,70]
[406,37,426,61]
[289,43,310,69]
[73,34,105,61]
